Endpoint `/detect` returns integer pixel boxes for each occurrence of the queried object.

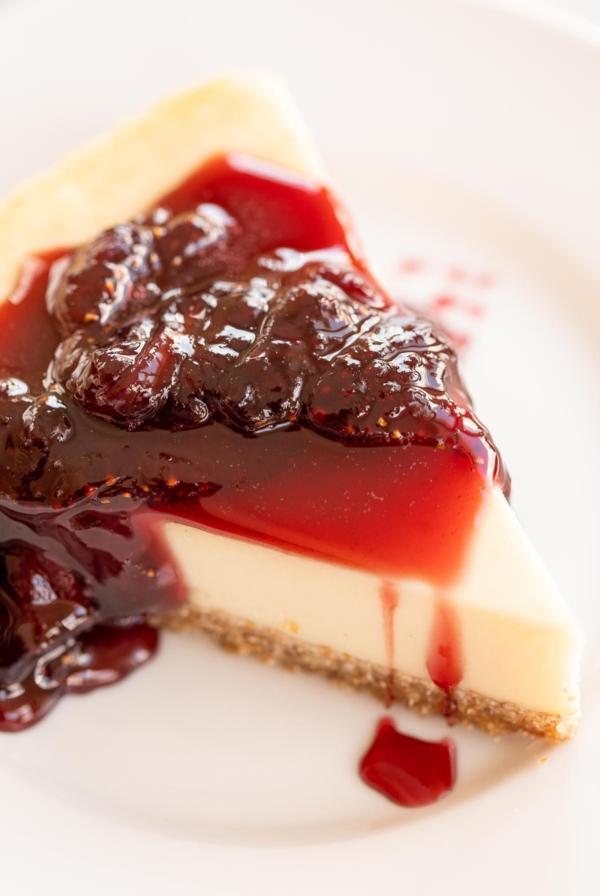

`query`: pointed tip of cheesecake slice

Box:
[449,487,582,736]
[0,72,325,301]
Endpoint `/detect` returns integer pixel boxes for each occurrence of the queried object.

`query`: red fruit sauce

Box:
[0,152,505,801]
[360,716,456,808]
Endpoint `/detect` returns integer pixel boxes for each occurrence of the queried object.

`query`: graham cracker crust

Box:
[156,605,578,741]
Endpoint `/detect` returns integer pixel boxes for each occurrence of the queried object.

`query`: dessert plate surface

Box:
[0,0,598,893]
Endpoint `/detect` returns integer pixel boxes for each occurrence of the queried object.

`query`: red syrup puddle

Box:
[360,716,456,808]
[379,580,399,706]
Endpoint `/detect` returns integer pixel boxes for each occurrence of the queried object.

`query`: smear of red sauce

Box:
[393,257,493,351]
[430,294,485,319]
[397,257,424,275]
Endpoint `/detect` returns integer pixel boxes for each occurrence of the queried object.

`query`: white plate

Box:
[0,0,599,893]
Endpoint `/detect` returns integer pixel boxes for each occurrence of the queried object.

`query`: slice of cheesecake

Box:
[0,75,581,738]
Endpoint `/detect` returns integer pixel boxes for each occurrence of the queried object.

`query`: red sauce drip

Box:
[426,599,464,695]
[0,153,502,731]
[393,257,495,354]
[360,716,456,808]
[380,580,399,705]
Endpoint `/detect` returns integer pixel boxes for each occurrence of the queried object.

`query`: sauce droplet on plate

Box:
[359,716,456,808]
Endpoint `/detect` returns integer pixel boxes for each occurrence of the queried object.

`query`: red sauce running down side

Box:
[427,599,465,695]
[380,580,399,706]
[360,716,456,808]
[0,155,504,767]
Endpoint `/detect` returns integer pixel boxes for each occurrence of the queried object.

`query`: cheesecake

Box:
[0,75,582,740]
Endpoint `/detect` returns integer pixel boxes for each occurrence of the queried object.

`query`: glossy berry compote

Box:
[0,153,503,731]
[360,717,456,808]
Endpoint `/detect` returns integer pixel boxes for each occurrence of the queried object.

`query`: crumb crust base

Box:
[156,605,578,741]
